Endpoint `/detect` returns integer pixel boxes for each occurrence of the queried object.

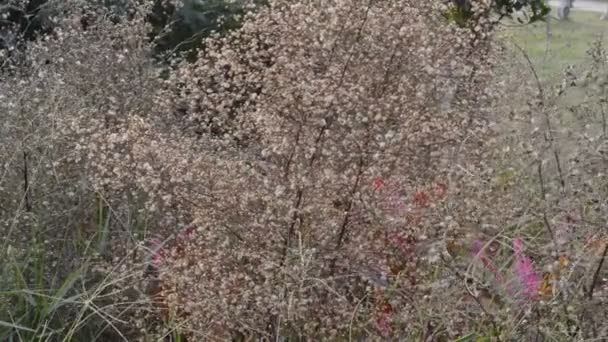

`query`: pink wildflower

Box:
[149,236,166,268]
[148,226,197,269]
[512,238,541,300]
[372,177,386,190]
[413,190,429,207]
[391,233,415,256]
[374,302,393,337]
[471,238,542,302]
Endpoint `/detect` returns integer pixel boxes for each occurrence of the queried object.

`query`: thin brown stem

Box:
[23,151,31,213]
[538,161,558,253]
[587,241,608,300]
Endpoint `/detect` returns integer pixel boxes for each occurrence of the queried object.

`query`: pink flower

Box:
[512,238,541,300]
[391,233,415,256]
[177,225,196,241]
[374,302,393,337]
[149,237,166,268]
[148,226,197,269]
[372,177,385,190]
[413,190,429,207]
[472,238,542,301]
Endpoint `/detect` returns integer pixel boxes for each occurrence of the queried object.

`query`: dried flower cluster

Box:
[131,0,498,339]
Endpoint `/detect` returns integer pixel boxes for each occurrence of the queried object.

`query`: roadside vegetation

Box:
[1,0,607,340]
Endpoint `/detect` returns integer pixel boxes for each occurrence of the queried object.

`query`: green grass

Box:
[502,11,608,83]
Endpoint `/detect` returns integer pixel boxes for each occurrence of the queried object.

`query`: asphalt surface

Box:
[548,0,608,13]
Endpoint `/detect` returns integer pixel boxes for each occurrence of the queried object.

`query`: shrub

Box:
[133,0,497,339]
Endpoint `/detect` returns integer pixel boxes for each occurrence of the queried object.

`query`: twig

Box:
[462,278,503,342]
[586,241,608,300]
[537,161,558,253]
[22,151,31,212]
[335,152,365,249]
[513,40,566,189]
[348,293,369,342]
[601,101,607,138]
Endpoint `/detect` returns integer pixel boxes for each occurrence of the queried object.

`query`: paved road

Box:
[548,0,607,13]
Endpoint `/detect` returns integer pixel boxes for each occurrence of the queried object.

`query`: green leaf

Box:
[41,266,84,319]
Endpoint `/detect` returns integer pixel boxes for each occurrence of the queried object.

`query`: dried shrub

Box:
[7,0,608,340]
[123,0,498,339]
